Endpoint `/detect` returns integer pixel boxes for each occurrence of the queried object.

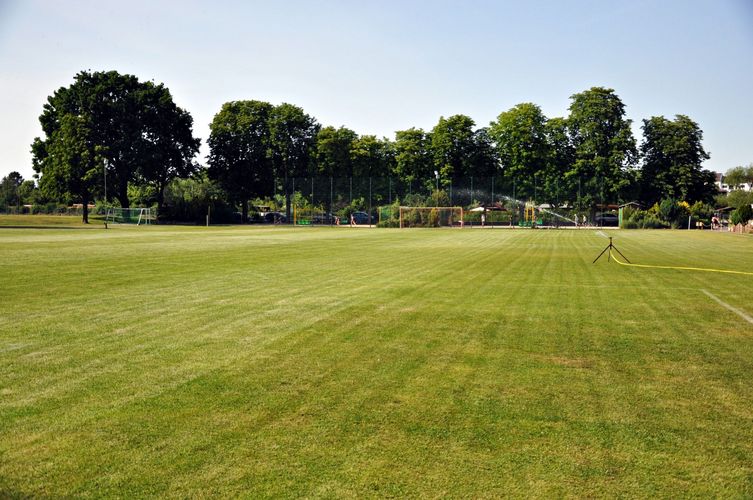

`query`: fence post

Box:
[369,177,372,226]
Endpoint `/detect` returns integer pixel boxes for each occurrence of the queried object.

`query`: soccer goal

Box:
[105,207,155,225]
[399,206,464,228]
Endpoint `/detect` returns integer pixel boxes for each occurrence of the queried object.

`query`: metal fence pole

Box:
[369,177,372,226]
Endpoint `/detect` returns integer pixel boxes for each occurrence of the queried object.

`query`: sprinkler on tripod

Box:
[593,237,631,264]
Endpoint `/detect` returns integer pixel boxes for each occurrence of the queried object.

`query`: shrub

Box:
[730,204,753,226]
[642,216,668,229]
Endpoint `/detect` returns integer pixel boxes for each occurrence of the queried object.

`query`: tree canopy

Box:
[640,115,713,205]
[207,100,275,222]
[31,70,200,220]
[568,87,637,211]
[27,72,731,220]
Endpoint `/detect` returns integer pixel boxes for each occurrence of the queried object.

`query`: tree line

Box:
[19,69,733,223]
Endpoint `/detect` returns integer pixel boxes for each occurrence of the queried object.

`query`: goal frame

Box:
[398,206,464,229]
[105,207,155,225]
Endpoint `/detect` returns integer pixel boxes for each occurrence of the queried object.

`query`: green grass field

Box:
[1,223,752,497]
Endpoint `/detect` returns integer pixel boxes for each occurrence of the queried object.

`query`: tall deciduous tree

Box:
[32,70,200,212]
[207,100,274,222]
[351,135,394,178]
[543,117,575,206]
[724,164,753,190]
[468,127,499,178]
[268,103,319,220]
[430,115,477,185]
[640,115,713,205]
[136,91,201,215]
[393,128,433,189]
[0,171,24,208]
[315,126,357,177]
[567,87,637,211]
[489,103,549,201]
[32,114,101,222]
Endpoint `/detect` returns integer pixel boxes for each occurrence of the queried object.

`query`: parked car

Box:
[350,211,372,225]
[595,212,618,226]
[311,213,337,224]
[261,211,287,224]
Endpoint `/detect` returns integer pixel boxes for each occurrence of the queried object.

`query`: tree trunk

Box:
[156,181,165,223]
[82,192,89,224]
[242,199,248,223]
[284,167,291,223]
[116,185,130,209]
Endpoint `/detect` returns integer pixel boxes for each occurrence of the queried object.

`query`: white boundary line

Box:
[701,289,753,324]
[595,230,609,239]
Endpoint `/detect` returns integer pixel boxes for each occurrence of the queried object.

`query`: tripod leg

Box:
[592,244,611,263]
[612,245,631,263]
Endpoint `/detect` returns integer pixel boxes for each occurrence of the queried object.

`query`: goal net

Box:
[292,206,336,225]
[399,206,464,228]
[105,207,155,225]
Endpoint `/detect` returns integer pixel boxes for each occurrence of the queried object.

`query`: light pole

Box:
[434,170,439,206]
[103,159,108,228]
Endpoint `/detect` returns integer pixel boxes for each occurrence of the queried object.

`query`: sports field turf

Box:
[1,224,752,497]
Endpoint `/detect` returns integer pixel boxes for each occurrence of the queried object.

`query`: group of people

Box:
[334,214,357,227]
[572,214,588,227]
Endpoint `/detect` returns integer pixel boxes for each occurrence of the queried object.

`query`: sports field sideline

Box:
[1,226,752,497]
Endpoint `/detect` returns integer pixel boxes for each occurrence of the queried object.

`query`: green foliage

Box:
[640,115,713,206]
[207,100,275,221]
[393,128,433,186]
[489,103,549,201]
[568,87,637,208]
[430,115,478,184]
[658,198,690,228]
[724,164,753,189]
[730,204,753,225]
[718,190,753,211]
[427,189,451,207]
[33,70,200,213]
[0,172,24,208]
[161,174,233,223]
[315,126,357,177]
[351,134,394,178]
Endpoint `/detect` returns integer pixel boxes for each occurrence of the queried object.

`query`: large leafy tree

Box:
[315,126,357,177]
[430,115,477,185]
[467,127,499,178]
[136,92,201,214]
[268,103,320,220]
[542,117,575,206]
[567,87,637,211]
[393,128,433,189]
[32,114,101,222]
[724,164,753,190]
[207,100,274,222]
[351,135,394,178]
[489,103,549,201]
[639,115,713,205]
[0,171,24,208]
[32,70,200,213]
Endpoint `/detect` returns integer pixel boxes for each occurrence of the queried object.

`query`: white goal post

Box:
[399,206,464,228]
[105,207,155,225]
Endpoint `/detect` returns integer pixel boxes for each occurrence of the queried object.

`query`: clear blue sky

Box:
[1,0,752,180]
